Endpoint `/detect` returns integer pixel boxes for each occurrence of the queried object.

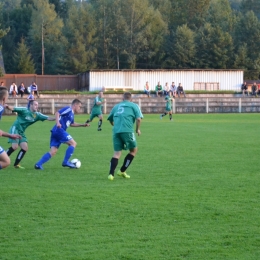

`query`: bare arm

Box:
[0,130,21,139]
[55,112,62,128]
[4,104,14,111]
[70,122,90,127]
[135,118,141,136]
[47,116,56,121]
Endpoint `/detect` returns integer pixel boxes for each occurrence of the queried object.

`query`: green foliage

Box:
[13,37,35,73]
[0,114,259,259]
[0,0,260,78]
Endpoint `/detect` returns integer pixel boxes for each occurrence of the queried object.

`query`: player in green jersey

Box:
[5,100,55,169]
[0,87,21,169]
[107,92,143,181]
[86,91,105,131]
[160,95,173,121]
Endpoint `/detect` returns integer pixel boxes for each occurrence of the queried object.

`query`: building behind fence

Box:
[0,69,244,92]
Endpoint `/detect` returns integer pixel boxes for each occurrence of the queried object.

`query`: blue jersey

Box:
[51,106,74,132]
[0,104,4,120]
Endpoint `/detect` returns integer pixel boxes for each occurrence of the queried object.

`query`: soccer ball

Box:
[71,158,81,169]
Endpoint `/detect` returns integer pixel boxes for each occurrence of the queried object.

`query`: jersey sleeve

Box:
[13,107,27,113]
[37,112,49,121]
[133,104,143,119]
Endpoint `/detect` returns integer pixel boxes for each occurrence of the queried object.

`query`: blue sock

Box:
[63,146,75,163]
[0,164,2,170]
[37,152,51,166]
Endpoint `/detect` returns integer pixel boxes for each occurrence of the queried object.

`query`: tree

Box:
[173,24,196,68]
[13,37,35,73]
[63,2,97,73]
[195,23,234,68]
[29,0,63,74]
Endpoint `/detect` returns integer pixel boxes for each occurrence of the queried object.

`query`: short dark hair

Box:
[0,87,8,100]
[123,92,132,100]
[71,99,82,105]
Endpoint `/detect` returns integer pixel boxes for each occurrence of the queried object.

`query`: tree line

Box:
[0,0,260,79]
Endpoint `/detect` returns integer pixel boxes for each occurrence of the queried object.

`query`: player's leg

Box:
[14,142,28,169]
[97,114,103,131]
[0,147,11,169]
[117,133,137,179]
[169,112,173,121]
[160,111,167,119]
[108,134,122,180]
[35,146,58,170]
[62,139,77,168]
[86,113,94,124]
[6,143,19,156]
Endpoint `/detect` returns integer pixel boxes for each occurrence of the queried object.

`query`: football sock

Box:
[6,147,15,156]
[109,157,118,175]
[14,149,26,166]
[63,146,75,163]
[86,119,90,123]
[98,119,102,128]
[37,152,51,165]
[161,113,167,117]
[0,164,2,170]
[170,114,172,120]
[120,153,134,172]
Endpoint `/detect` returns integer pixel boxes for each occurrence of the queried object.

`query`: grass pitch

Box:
[0,114,259,259]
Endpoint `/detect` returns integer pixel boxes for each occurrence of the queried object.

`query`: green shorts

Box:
[113,132,137,151]
[90,112,102,121]
[8,126,27,144]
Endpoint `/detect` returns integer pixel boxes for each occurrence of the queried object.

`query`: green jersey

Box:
[11,107,49,133]
[91,96,104,114]
[165,96,173,111]
[107,100,143,134]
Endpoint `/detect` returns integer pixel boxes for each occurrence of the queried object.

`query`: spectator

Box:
[9,82,18,98]
[155,81,163,97]
[163,82,170,96]
[241,81,248,96]
[144,81,150,97]
[18,82,25,98]
[177,83,186,98]
[27,91,35,108]
[30,82,39,97]
[251,82,258,97]
[170,82,177,98]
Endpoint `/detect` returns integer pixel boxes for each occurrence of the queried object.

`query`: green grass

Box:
[0,114,259,259]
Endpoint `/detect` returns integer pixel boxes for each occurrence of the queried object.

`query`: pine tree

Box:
[13,38,35,73]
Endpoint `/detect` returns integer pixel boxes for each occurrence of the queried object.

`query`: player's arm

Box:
[70,122,90,127]
[0,130,21,139]
[47,116,56,121]
[4,104,14,111]
[135,118,141,136]
[55,111,62,128]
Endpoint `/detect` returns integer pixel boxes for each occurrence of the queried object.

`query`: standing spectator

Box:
[144,81,150,97]
[27,91,35,108]
[241,81,248,96]
[9,82,18,98]
[18,82,25,98]
[177,83,186,98]
[251,82,258,97]
[163,82,170,96]
[30,82,39,97]
[107,92,143,181]
[170,82,177,98]
[155,81,163,97]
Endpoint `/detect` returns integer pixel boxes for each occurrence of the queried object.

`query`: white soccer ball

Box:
[71,158,81,169]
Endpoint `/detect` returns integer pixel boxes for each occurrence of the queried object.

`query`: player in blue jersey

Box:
[0,87,21,169]
[35,99,90,170]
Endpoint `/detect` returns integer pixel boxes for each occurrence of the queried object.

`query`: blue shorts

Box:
[50,128,73,148]
[0,146,5,154]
